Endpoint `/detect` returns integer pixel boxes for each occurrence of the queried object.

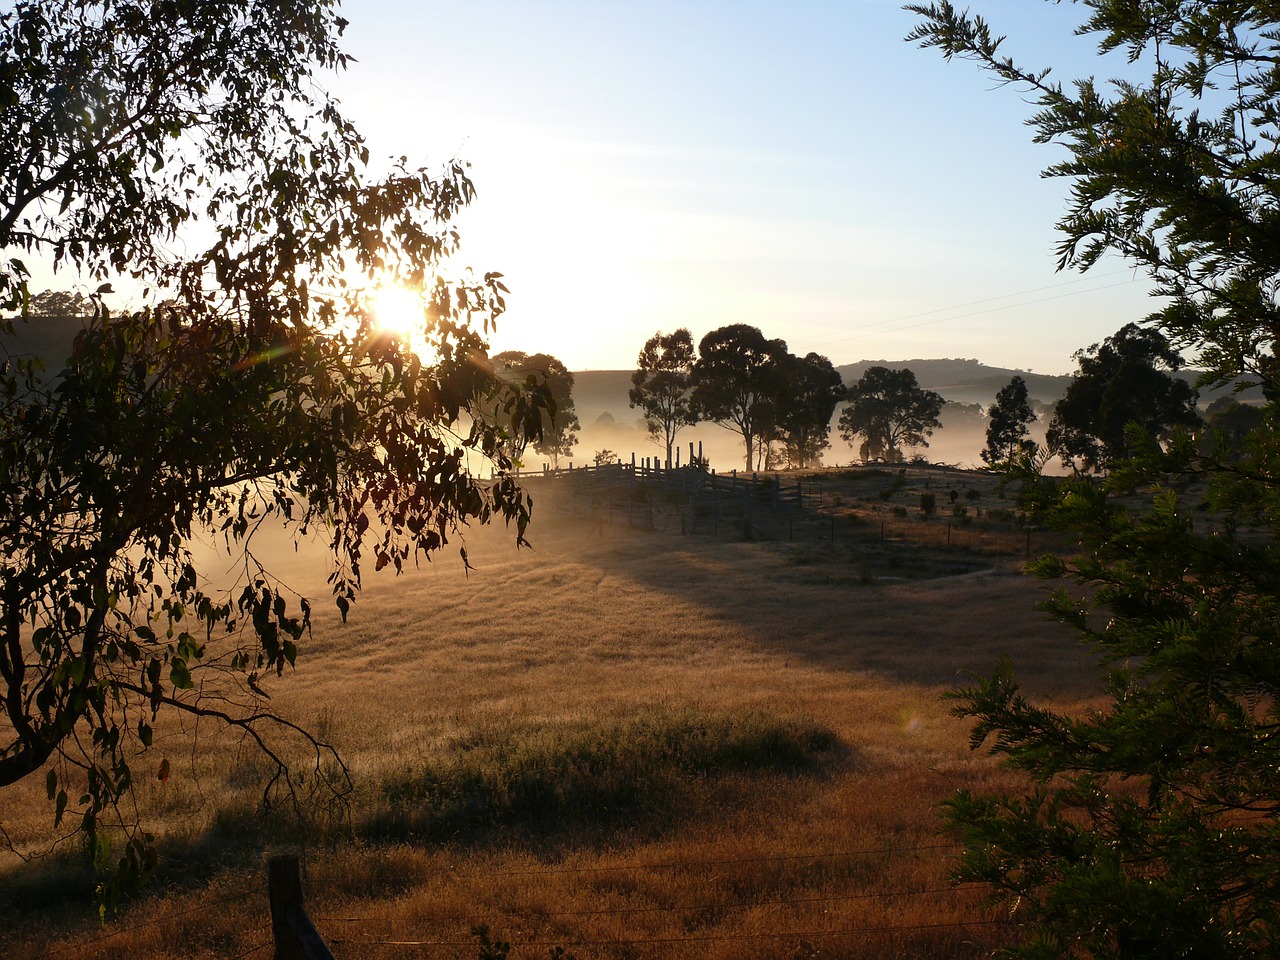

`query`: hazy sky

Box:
[324,0,1166,375]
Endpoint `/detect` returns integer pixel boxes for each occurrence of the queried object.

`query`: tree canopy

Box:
[492,350,580,468]
[628,328,698,467]
[0,0,543,899]
[910,1,1280,954]
[838,366,943,463]
[982,375,1037,468]
[773,351,845,469]
[1047,323,1199,472]
[690,324,787,471]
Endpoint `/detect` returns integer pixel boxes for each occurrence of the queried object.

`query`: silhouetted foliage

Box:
[493,351,580,467]
[629,328,698,467]
[1046,323,1199,472]
[691,324,787,471]
[1199,396,1265,458]
[0,0,544,901]
[911,1,1280,954]
[774,351,845,468]
[982,375,1037,468]
[838,366,943,463]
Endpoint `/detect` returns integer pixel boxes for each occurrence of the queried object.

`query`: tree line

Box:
[509,314,1253,480]
[627,324,948,472]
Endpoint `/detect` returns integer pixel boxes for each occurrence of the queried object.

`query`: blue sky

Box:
[326,1,1165,374]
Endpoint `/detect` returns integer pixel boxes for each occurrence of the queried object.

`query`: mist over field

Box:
[554,363,1065,474]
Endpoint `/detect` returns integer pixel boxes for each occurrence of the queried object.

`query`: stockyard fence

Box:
[28,848,1018,959]
[517,451,1040,557]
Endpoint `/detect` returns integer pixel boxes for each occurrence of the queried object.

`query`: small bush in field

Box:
[379,709,840,839]
[920,492,936,516]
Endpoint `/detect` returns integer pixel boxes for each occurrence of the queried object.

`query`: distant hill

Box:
[834,359,1071,407]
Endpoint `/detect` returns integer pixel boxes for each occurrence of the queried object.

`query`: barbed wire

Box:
[315,883,978,926]
[29,885,260,960]
[310,840,966,884]
[326,916,1014,950]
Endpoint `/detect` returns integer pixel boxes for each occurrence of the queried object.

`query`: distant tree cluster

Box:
[629,325,845,471]
[628,327,969,470]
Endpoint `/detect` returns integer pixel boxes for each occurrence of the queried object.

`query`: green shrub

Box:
[920,492,936,516]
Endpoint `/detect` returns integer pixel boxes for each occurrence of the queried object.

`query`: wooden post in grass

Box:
[268,855,333,960]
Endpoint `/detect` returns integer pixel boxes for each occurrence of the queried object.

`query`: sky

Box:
[324,0,1161,375]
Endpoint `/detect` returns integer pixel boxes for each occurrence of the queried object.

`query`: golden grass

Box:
[0,466,1101,959]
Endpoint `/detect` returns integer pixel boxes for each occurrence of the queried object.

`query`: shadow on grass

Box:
[0,706,847,923]
[368,706,846,847]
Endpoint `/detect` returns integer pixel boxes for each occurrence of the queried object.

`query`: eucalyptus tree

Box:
[1047,323,1199,472]
[0,0,545,899]
[774,351,845,468]
[629,328,698,467]
[691,324,787,471]
[492,350,580,467]
[838,366,943,463]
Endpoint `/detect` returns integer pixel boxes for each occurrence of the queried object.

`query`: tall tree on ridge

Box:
[982,375,1037,468]
[691,324,787,471]
[629,328,699,467]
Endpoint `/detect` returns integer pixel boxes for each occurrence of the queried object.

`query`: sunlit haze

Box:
[371,283,426,341]
[330,1,1161,375]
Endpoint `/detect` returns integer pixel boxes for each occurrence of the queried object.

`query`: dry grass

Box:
[0,466,1100,959]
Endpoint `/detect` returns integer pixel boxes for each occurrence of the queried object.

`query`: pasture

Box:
[0,464,1099,959]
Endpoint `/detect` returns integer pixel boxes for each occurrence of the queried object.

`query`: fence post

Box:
[268,855,334,960]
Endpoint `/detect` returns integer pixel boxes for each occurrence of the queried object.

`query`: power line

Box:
[800,268,1141,351]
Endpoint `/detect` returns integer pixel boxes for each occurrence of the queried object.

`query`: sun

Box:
[371,284,425,341]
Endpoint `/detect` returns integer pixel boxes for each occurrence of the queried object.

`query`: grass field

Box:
[0,464,1100,959]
